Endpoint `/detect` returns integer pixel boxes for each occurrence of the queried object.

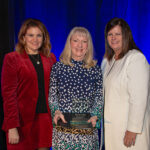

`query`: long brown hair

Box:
[15,18,51,57]
[104,18,141,61]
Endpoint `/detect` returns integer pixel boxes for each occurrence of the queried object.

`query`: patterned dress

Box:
[48,59,103,150]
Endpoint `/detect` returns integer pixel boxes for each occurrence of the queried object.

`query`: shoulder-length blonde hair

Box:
[60,27,97,68]
[104,18,141,61]
[15,18,51,57]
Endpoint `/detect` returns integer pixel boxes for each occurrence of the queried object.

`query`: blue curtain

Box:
[11,0,150,64]
[8,1,150,149]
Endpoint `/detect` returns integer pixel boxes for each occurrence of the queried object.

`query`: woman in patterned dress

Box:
[48,27,104,150]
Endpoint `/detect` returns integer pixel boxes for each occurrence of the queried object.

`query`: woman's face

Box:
[70,33,88,61]
[23,27,43,54]
[107,25,122,55]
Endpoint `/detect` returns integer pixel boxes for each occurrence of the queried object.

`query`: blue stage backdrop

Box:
[10,0,150,64]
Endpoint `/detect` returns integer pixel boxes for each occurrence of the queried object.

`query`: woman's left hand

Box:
[123,130,137,147]
[88,116,97,127]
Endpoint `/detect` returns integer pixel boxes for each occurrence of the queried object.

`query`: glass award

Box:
[57,98,93,129]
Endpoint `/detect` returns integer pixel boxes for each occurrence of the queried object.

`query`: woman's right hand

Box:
[54,110,67,125]
[8,128,19,144]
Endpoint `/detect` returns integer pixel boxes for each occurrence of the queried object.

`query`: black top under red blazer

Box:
[1,51,56,133]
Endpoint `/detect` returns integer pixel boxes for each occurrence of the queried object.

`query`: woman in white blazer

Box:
[102,18,150,150]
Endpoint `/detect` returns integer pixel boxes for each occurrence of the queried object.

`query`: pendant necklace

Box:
[29,54,40,65]
[36,60,40,65]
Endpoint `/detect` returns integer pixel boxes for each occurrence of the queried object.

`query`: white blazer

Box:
[102,50,150,150]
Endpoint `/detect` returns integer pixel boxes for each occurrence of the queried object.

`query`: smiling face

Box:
[107,25,122,56]
[24,27,43,54]
[70,33,88,61]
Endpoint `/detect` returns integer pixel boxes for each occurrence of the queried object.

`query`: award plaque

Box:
[57,113,93,129]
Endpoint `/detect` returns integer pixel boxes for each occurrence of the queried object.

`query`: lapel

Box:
[21,50,38,79]
[40,53,52,114]
[104,56,116,80]
[40,53,51,80]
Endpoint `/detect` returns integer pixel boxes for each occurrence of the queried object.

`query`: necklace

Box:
[29,54,40,65]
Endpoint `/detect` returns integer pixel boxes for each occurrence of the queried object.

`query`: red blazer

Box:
[1,51,56,134]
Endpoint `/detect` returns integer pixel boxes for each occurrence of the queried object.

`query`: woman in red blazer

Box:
[1,18,56,150]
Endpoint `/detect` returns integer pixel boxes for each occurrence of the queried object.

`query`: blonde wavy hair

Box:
[60,27,97,68]
[15,18,51,57]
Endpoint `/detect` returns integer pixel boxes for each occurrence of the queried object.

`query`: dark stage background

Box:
[1,0,150,149]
